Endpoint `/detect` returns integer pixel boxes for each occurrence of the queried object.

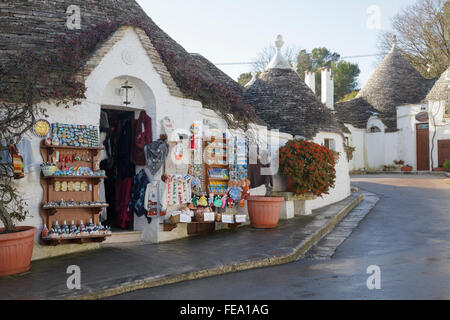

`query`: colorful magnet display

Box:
[51,123,99,148]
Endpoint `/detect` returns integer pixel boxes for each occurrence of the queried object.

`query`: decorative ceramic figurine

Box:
[213,196,222,208]
[208,193,215,207]
[221,195,228,209]
[198,195,208,207]
[228,180,243,202]
[52,136,60,146]
[41,224,49,239]
[192,195,199,206]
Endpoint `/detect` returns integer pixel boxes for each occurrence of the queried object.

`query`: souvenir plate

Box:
[61,181,68,192]
[33,119,51,138]
[74,182,81,192]
[80,181,87,192]
[54,181,61,192]
[68,181,75,192]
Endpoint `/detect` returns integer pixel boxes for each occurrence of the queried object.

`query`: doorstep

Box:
[0,192,365,300]
[102,231,143,245]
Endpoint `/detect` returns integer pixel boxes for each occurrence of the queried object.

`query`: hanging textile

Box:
[167,174,192,206]
[129,170,151,223]
[115,178,133,229]
[166,139,190,175]
[117,118,136,179]
[131,110,153,166]
[100,111,113,169]
[145,180,168,216]
[248,149,274,189]
[144,138,169,176]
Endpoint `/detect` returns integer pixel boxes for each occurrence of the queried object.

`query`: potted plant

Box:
[246,194,284,229]
[0,105,39,276]
[401,164,413,172]
[279,140,337,197]
[344,145,356,161]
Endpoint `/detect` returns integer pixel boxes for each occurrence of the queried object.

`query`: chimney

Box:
[305,71,316,94]
[321,68,334,110]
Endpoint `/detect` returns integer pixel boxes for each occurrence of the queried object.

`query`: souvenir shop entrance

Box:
[100,108,137,231]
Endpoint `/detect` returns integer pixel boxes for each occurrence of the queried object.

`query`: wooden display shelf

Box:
[41,234,111,246]
[42,205,109,216]
[40,140,106,246]
[41,144,103,151]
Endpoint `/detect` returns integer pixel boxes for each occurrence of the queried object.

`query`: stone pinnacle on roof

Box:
[266,35,292,70]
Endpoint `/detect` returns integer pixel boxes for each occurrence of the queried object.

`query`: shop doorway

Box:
[416,123,430,171]
[100,108,136,231]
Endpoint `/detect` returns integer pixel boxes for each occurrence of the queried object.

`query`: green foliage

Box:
[444,160,450,171]
[311,47,340,69]
[296,47,360,101]
[338,91,359,102]
[332,61,361,101]
[296,49,313,81]
[237,73,252,86]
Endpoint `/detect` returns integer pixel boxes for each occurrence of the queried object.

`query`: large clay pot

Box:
[247,196,284,229]
[0,226,37,276]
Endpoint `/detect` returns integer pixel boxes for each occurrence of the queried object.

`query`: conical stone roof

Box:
[336,37,436,131]
[426,67,450,114]
[243,36,343,139]
[0,0,259,126]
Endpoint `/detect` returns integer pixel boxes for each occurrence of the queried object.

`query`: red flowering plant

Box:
[279,140,337,197]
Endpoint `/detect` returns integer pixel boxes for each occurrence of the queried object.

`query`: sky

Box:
[136,0,419,88]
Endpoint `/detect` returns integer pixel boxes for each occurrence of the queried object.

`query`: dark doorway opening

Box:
[100,108,136,230]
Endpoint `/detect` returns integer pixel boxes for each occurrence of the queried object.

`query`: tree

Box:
[332,61,361,101]
[238,72,253,86]
[296,49,313,81]
[377,0,450,78]
[296,47,360,101]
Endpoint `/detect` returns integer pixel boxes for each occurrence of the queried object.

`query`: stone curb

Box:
[67,194,364,300]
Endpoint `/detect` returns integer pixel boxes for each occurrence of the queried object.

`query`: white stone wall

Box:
[310,132,351,210]
[345,125,366,171]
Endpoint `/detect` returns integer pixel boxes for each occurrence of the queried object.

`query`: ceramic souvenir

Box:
[68,181,75,192]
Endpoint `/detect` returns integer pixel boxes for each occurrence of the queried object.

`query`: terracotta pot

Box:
[247,196,284,229]
[0,226,37,277]
[401,166,413,172]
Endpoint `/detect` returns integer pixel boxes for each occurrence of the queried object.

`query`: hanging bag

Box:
[9,144,24,179]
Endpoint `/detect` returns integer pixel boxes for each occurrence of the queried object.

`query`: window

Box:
[324,138,336,151]
[369,126,381,133]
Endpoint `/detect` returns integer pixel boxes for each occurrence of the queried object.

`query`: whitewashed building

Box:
[0,2,351,260]
[335,37,450,172]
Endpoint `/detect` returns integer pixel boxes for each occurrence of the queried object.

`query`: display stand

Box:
[39,141,110,245]
[203,137,230,195]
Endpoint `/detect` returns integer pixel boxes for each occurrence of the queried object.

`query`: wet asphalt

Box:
[109,175,450,300]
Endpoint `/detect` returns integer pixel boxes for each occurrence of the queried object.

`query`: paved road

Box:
[109,175,450,300]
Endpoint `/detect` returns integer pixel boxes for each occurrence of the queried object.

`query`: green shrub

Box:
[444,160,450,171]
